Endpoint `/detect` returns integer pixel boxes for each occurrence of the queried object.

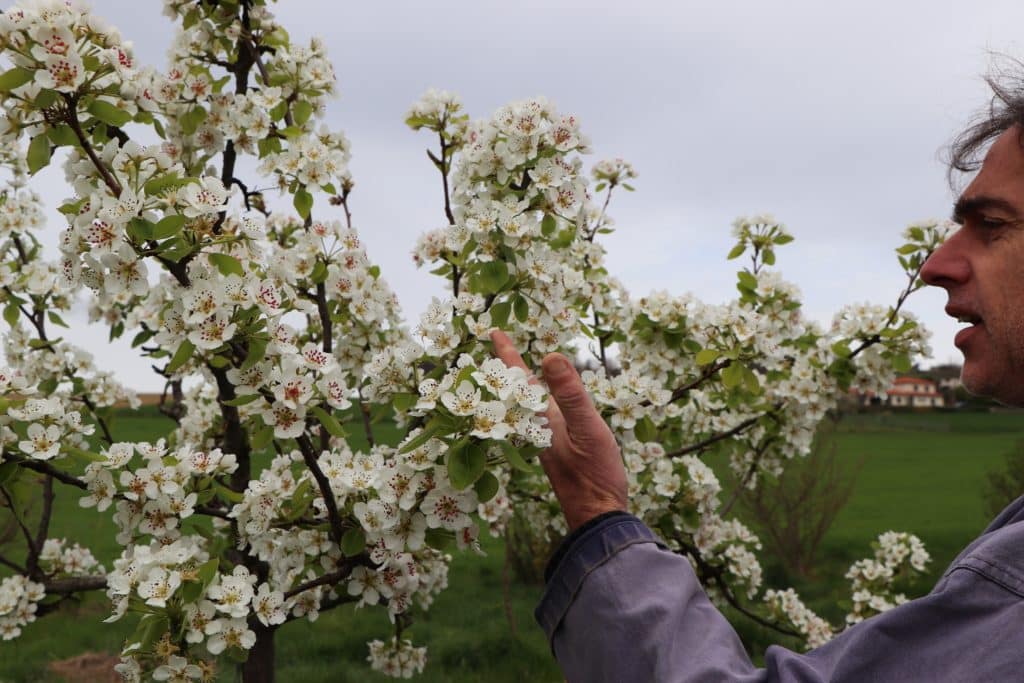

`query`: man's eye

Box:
[980,217,1007,229]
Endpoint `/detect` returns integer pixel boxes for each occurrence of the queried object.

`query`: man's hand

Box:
[490,330,628,531]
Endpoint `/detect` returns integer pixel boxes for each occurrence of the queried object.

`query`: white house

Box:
[885,377,945,408]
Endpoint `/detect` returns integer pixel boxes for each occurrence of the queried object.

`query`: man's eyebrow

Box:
[951,195,1021,224]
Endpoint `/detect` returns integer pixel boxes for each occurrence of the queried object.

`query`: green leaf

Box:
[541,214,557,237]
[447,441,486,490]
[310,260,328,284]
[3,303,20,327]
[695,348,720,366]
[180,106,208,136]
[240,336,268,372]
[896,243,919,255]
[131,329,154,348]
[293,100,314,125]
[62,445,105,464]
[46,311,69,328]
[891,353,912,373]
[774,234,795,245]
[26,134,51,175]
[250,424,274,451]
[399,422,441,454]
[180,579,205,604]
[497,440,540,473]
[136,614,170,652]
[293,188,313,219]
[425,527,454,551]
[87,99,132,127]
[477,261,509,294]
[29,338,58,350]
[58,198,87,216]
[762,249,775,266]
[46,125,78,147]
[737,271,758,291]
[310,405,347,438]
[726,242,746,260]
[341,527,366,557]
[489,300,511,328]
[634,415,657,443]
[208,354,230,369]
[166,338,196,374]
[144,173,192,196]
[392,393,418,413]
[0,461,18,487]
[721,361,744,390]
[33,89,57,109]
[513,294,529,323]
[0,67,33,92]
[742,365,761,393]
[474,471,500,503]
[258,136,282,158]
[127,217,154,241]
[214,482,244,504]
[152,214,187,240]
[831,340,851,359]
[208,252,244,277]
[222,394,262,407]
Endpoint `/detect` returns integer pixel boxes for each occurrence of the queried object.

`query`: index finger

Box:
[489,329,535,381]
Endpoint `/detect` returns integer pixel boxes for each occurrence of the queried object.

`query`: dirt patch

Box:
[46,652,120,683]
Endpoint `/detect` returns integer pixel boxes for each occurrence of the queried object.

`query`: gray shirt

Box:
[535,497,1024,682]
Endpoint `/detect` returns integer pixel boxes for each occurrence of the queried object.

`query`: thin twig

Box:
[63,93,122,198]
[296,434,344,544]
[666,414,762,458]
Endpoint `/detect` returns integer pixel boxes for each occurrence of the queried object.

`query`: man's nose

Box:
[920,230,970,287]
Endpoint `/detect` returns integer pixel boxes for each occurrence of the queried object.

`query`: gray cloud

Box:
[25,0,1024,389]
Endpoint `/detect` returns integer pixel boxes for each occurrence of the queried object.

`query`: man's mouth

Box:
[946,306,983,327]
[948,308,984,349]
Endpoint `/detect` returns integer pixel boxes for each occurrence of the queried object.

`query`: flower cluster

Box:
[764,588,834,649]
[368,637,428,678]
[0,575,44,640]
[844,531,930,625]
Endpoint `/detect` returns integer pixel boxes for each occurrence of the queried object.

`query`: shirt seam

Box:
[945,555,1024,599]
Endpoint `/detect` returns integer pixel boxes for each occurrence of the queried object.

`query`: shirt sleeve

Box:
[534,513,807,682]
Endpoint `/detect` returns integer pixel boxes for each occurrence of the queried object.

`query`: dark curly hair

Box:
[947,55,1024,186]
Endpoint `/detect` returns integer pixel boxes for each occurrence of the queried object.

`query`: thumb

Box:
[541,354,598,434]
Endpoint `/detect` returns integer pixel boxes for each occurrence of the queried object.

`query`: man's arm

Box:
[538,512,766,682]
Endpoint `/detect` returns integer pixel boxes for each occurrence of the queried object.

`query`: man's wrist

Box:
[565,503,628,532]
[545,509,633,583]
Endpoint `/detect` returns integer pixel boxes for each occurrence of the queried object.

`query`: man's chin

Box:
[960,366,1024,406]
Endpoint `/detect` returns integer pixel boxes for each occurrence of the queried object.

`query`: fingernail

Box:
[545,356,572,381]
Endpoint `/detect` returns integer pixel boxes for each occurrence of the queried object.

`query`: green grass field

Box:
[1,410,1022,681]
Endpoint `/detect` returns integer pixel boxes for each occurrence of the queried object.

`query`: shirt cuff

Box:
[535,512,665,645]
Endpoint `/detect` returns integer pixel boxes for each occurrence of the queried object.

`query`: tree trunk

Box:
[241,622,275,683]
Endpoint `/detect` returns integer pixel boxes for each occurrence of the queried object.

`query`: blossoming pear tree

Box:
[0,0,947,680]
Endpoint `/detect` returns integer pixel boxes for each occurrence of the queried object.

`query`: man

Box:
[490,74,1024,681]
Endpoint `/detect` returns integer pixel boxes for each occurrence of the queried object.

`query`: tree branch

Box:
[666,414,762,458]
[63,93,122,198]
[295,434,344,545]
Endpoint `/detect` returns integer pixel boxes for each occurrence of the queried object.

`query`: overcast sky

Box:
[23,0,1024,392]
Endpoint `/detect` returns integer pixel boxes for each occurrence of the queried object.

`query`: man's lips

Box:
[954,324,982,349]
[945,305,983,325]
[946,306,984,349]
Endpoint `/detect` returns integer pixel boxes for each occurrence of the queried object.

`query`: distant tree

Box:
[733,422,864,580]
[983,439,1024,519]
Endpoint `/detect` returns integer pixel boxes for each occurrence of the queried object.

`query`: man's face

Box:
[921,126,1024,406]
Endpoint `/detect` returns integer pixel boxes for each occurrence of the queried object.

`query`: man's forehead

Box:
[959,126,1024,205]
